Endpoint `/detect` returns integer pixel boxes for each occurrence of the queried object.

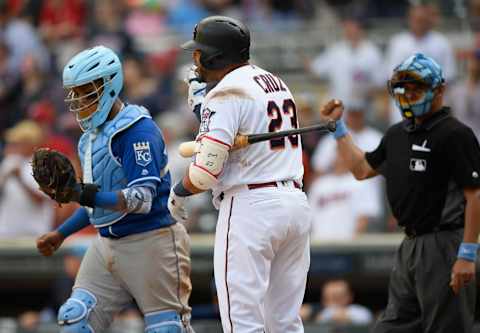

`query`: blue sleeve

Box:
[56,207,90,238]
[112,119,168,189]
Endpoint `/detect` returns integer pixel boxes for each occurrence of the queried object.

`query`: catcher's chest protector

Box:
[78,105,150,227]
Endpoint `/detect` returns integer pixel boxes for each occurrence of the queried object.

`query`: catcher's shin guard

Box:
[58,288,97,333]
[144,310,187,333]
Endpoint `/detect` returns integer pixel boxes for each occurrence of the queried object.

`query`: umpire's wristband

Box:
[457,243,479,262]
[333,120,349,139]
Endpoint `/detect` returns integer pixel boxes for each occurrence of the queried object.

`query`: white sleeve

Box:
[199,95,242,147]
[352,179,382,218]
[21,162,42,192]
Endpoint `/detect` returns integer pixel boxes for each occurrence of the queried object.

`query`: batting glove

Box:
[185,67,206,121]
[168,188,188,223]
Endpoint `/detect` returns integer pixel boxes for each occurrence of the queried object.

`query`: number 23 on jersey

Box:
[267,98,299,150]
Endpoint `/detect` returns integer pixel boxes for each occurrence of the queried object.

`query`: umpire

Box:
[321,53,480,333]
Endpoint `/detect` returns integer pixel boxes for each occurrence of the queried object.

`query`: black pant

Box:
[373,229,476,333]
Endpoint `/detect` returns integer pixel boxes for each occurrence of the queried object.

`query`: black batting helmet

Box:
[181,16,250,70]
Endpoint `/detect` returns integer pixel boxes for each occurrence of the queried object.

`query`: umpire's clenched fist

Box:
[36,231,65,256]
[320,99,344,121]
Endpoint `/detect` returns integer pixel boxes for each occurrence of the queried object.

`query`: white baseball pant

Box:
[214,181,312,333]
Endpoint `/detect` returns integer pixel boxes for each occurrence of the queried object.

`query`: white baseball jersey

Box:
[198,65,304,197]
[201,64,311,333]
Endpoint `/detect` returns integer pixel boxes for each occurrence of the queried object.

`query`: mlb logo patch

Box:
[410,158,427,172]
[133,141,152,167]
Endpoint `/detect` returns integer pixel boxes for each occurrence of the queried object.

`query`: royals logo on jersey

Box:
[133,141,152,166]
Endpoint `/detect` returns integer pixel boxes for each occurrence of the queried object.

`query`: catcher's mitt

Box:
[31,148,79,204]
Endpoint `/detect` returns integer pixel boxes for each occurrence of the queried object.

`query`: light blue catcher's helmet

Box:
[388,53,444,119]
[63,46,123,131]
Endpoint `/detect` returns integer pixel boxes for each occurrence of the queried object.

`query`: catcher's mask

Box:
[64,79,104,128]
[387,53,444,120]
[63,45,123,132]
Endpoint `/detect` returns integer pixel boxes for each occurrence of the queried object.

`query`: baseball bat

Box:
[178,120,336,158]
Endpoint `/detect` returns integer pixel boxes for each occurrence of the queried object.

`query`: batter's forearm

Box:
[183,174,205,195]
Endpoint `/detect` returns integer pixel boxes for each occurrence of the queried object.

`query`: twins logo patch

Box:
[133,141,152,167]
[199,108,216,134]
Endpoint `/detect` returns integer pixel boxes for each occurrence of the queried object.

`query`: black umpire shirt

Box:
[365,107,480,232]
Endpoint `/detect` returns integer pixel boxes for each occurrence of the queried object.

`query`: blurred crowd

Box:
[1,0,480,331]
[2,0,480,241]
[1,0,480,241]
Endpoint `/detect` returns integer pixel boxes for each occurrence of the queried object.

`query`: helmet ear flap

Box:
[200,51,227,70]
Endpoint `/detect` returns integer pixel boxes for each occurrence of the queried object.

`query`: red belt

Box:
[247,181,301,190]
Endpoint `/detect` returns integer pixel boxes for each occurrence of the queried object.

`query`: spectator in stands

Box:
[38,0,87,71]
[448,49,480,139]
[316,279,373,325]
[124,2,167,39]
[306,13,384,104]
[0,120,54,238]
[28,100,76,161]
[308,146,381,240]
[166,0,210,36]
[384,2,456,123]
[123,54,165,118]
[469,0,480,30]
[17,311,41,332]
[9,54,53,127]
[0,39,18,137]
[87,0,133,56]
[39,0,86,45]
[0,1,50,73]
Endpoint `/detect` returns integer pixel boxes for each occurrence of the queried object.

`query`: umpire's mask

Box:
[388,53,444,120]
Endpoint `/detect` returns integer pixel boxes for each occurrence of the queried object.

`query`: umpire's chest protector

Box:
[78,105,150,227]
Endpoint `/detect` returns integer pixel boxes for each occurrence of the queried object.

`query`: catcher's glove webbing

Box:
[31,148,98,206]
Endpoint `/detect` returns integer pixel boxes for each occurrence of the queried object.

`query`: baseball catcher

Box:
[34,46,193,333]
